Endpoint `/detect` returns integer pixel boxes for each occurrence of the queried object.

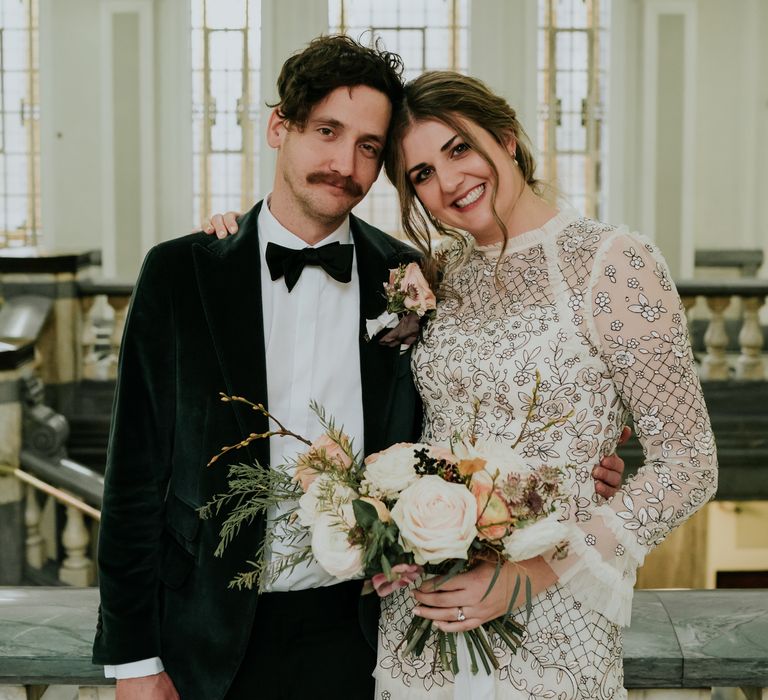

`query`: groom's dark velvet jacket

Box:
[92,201,422,699]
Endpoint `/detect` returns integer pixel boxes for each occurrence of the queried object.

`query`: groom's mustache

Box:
[307,172,364,197]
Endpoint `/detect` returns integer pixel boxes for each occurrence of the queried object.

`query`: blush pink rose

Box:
[400,262,436,317]
[391,475,477,565]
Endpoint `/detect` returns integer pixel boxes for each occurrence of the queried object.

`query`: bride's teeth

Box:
[455,185,484,208]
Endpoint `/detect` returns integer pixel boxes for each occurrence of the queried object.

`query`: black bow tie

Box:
[265,240,354,292]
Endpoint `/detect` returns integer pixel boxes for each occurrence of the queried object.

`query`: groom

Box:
[94,34,625,700]
[92,36,420,700]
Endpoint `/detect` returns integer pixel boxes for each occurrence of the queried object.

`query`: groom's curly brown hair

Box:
[271,34,405,130]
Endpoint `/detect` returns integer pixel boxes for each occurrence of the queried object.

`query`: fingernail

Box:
[228,225,236,233]
[413,607,422,616]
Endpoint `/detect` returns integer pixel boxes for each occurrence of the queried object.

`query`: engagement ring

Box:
[456,607,466,622]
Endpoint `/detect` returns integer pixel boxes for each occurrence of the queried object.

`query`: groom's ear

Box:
[266,108,289,149]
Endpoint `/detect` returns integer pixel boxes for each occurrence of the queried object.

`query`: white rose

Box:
[362,443,424,499]
[311,504,364,580]
[503,513,571,561]
[391,475,478,565]
[297,475,357,527]
[453,440,531,478]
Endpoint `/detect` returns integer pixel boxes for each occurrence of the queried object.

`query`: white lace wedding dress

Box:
[374,211,718,699]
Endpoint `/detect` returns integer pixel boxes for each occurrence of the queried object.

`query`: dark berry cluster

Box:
[413,448,466,484]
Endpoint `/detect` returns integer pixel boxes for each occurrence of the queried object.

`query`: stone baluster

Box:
[80,295,100,381]
[700,296,731,380]
[736,295,766,380]
[106,294,130,379]
[24,484,45,569]
[59,503,93,586]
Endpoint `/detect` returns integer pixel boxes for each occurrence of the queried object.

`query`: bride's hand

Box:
[371,563,422,597]
[411,557,557,632]
[201,211,241,239]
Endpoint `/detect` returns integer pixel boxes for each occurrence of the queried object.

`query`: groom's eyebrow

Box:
[407,134,460,176]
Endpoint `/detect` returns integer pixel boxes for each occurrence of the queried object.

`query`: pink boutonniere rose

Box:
[366,262,436,348]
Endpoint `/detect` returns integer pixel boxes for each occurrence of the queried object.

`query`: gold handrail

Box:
[0,465,101,521]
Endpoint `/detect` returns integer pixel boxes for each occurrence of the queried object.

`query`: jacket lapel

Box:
[352,216,405,456]
[192,201,270,456]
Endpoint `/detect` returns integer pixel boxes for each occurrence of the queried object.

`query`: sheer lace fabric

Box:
[374,212,717,699]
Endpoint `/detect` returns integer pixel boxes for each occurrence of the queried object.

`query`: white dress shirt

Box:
[105,198,365,678]
[258,198,364,591]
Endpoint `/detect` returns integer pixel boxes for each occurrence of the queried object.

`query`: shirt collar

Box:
[258,194,352,252]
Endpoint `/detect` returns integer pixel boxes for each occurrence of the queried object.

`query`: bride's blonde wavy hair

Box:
[384,71,543,293]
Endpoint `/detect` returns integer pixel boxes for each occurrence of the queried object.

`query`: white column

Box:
[258,0,330,196]
[468,0,538,140]
[39,0,104,253]
[154,0,193,241]
[100,0,156,278]
[639,0,697,278]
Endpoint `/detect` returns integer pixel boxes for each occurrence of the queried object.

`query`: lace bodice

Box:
[412,210,718,623]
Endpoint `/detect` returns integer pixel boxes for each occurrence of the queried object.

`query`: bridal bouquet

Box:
[201,382,572,677]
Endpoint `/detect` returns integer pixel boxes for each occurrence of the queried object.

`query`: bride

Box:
[368,71,717,699]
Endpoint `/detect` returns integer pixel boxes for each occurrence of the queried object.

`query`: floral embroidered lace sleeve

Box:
[548,229,718,625]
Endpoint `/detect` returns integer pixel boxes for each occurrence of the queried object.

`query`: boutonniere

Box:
[366,262,437,348]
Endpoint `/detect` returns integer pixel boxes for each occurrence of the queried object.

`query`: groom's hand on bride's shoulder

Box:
[201,211,241,239]
[592,426,632,499]
[116,672,179,700]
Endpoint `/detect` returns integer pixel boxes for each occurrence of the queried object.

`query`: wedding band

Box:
[456,607,466,622]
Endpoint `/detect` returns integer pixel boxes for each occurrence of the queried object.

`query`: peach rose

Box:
[359,496,392,523]
[311,433,353,469]
[294,433,352,492]
[471,471,512,542]
[400,262,436,317]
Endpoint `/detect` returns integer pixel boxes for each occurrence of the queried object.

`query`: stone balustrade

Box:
[0,588,765,699]
[678,279,768,381]
[76,282,133,383]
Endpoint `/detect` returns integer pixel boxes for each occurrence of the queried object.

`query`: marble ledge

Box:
[0,588,767,687]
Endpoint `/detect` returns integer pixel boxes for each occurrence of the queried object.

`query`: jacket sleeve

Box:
[549,230,718,625]
[93,245,177,664]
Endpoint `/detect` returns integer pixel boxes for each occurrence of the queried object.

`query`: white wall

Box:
[611,0,768,277]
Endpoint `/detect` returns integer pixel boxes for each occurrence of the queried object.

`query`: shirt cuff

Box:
[104,657,164,679]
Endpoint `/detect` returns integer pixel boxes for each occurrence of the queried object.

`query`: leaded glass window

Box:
[191,0,261,227]
[330,0,469,235]
[0,0,39,247]
[538,0,609,218]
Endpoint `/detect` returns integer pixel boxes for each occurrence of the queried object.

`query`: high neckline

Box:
[472,209,581,255]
